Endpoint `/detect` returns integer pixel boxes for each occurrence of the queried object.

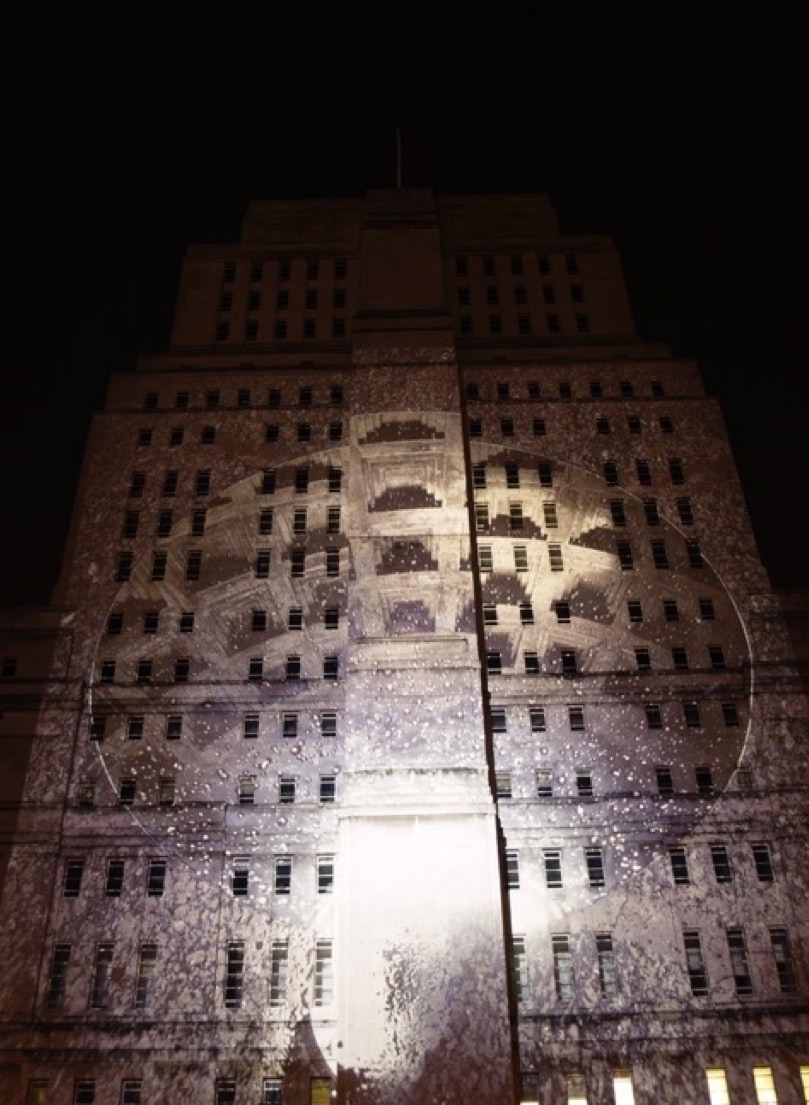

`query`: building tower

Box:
[0,190,807,1105]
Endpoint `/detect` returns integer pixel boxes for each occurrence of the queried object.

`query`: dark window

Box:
[224,943,244,1008]
[205,390,220,410]
[635,648,651,673]
[645,703,663,729]
[538,462,553,487]
[669,457,685,485]
[105,859,125,897]
[116,552,133,582]
[561,649,578,677]
[524,652,540,675]
[568,705,585,731]
[686,539,704,568]
[143,610,159,634]
[174,391,189,410]
[651,539,669,569]
[63,859,85,897]
[286,655,301,681]
[170,426,184,445]
[670,847,690,884]
[297,422,311,441]
[708,645,726,671]
[261,469,277,494]
[663,599,679,621]
[251,609,267,632]
[627,600,643,623]
[672,647,689,671]
[656,766,674,796]
[616,540,634,570]
[585,848,605,888]
[179,611,195,633]
[144,391,158,411]
[711,844,733,883]
[533,418,546,436]
[127,715,144,740]
[194,469,210,496]
[684,931,708,995]
[185,551,202,581]
[636,459,652,485]
[201,425,216,445]
[683,701,702,728]
[295,467,309,494]
[259,508,274,535]
[752,844,774,882]
[323,655,339,680]
[722,702,740,727]
[644,498,660,526]
[291,550,305,578]
[576,771,593,797]
[156,512,172,538]
[328,466,342,492]
[559,382,572,399]
[237,388,251,407]
[699,597,716,620]
[659,416,674,433]
[651,380,665,397]
[727,928,753,995]
[122,511,139,539]
[248,658,263,682]
[530,706,546,732]
[603,460,618,486]
[147,859,166,896]
[609,499,627,527]
[100,660,116,683]
[696,765,714,796]
[256,550,271,578]
[326,548,340,577]
[191,508,206,537]
[151,551,167,580]
[596,417,611,435]
[136,660,153,684]
[486,651,502,675]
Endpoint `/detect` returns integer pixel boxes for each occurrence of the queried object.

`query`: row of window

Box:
[106,596,342,637]
[140,384,343,412]
[97,652,340,685]
[91,710,340,742]
[506,842,775,892]
[469,413,676,437]
[116,544,342,585]
[472,457,687,489]
[458,281,585,309]
[498,763,725,801]
[477,534,704,575]
[484,593,715,628]
[456,251,580,279]
[491,700,739,735]
[119,503,341,546]
[36,1077,284,1105]
[137,420,346,448]
[222,257,347,284]
[77,773,337,809]
[511,925,798,1005]
[45,937,333,1013]
[465,377,667,400]
[216,318,348,342]
[221,288,348,314]
[63,857,167,898]
[127,464,343,500]
[458,311,590,337]
[475,494,694,532]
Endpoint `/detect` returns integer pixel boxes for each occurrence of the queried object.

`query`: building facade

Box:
[0,190,807,1105]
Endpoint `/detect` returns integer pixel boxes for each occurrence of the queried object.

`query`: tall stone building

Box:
[0,190,807,1105]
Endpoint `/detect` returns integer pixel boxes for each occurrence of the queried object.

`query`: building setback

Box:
[0,189,807,1105]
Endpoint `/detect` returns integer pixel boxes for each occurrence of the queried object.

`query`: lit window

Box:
[543,850,563,888]
[223,942,244,1008]
[612,1071,636,1105]
[753,1067,779,1105]
[670,847,690,884]
[566,1072,588,1105]
[552,934,573,999]
[684,930,708,995]
[705,1068,731,1105]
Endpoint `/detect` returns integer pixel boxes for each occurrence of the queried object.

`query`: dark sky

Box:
[1,21,807,605]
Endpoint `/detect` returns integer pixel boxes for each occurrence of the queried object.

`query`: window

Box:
[568,705,585,731]
[705,1069,731,1105]
[544,850,563,888]
[636,459,652,485]
[119,778,136,805]
[669,457,685,485]
[708,645,726,671]
[672,647,689,671]
[576,771,593,797]
[256,550,271,578]
[559,382,572,399]
[536,769,553,797]
[173,658,189,683]
[142,610,159,635]
[105,859,125,897]
[512,937,527,1002]
[320,712,337,738]
[590,380,603,398]
[627,416,641,435]
[290,549,305,578]
[26,1082,49,1105]
[612,1072,636,1105]
[297,422,311,442]
[201,425,216,445]
[261,468,277,494]
[294,467,310,494]
[770,928,797,992]
[161,470,178,497]
[684,930,708,995]
[495,770,511,799]
[753,1067,779,1105]
[475,503,490,532]
[287,607,303,631]
[179,611,195,633]
[315,941,333,1005]
[503,463,520,490]
[722,702,740,727]
[670,847,690,884]
[519,601,534,625]
[285,655,301,681]
[100,659,116,683]
[478,545,493,573]
[542,501,559,529]
[533,417,546,436]
[645,703,662,729]
[265,423,279,442]
[676,497,694,525]
[317,855,334,894]
[699,597,716,620]
[552,934,573,999]
[115,552,133,582]
[320,775,336,803]
[486,650,502,675]
[267,387,281,408]
[282,712,299,738]
[238,775,255,805]
[727,928,753,995]
[752,843,774,882]
[191,508,206,537]
[509,502,524,531]
[696,765,714,796]
[63,859,85,898]
[663,599,679,621]
[524,651,540,674]
[555,600,571,623]
[147,858,166,896]
[472,464,486,489]
[329,421,343,441]
[585,848,605,888]
[490,707,507,733]
[324,607,339,630]
[597,933,618,997]
[561,649,577,677]
[609,499,627,527]
[252,609,267,632]
[627,600,643,623]
[506,851,520,889]
[686,539,704,568]
[634,647,651,673]
[527,380,541,399]
[156,511,172,538]
[269,940,288,1006]
[656,766,674,796]
[90,716,107,741]
[248,657,263,682]
[128,471,146,497]
[616,540,633,570]
[46,943,71,1008]
[529,706,546,732]
[134,944,157,1008]
[603,460,618,486]
[538,462,553,487]
[500,416,513,436]
[90,942,114,1008]
[232,856,249,897]
[244,713,260,739]
[123,1080,153,1105]
[323,655,339,680]
[327,506,341,533]
[224,942,244,1008]
[185,551,202,581]
[74,1084,95,1105]
[169,427,184,449]
[122,510,139,539]
[643,498,660,526]
[279,775,296,804]
[547,543,563,571]
[565,1073,588,1105]
[106,611,124,634]
[78,780,96,807]
[326,548,340,577]
[174,390,189,410]
[205,389,220,410]
[136,659,153,683]
[711,844,733,883]
[328,466,343,493]
[237,387,251,407]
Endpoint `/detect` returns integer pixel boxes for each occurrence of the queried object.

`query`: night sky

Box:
[2,22,806,606]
